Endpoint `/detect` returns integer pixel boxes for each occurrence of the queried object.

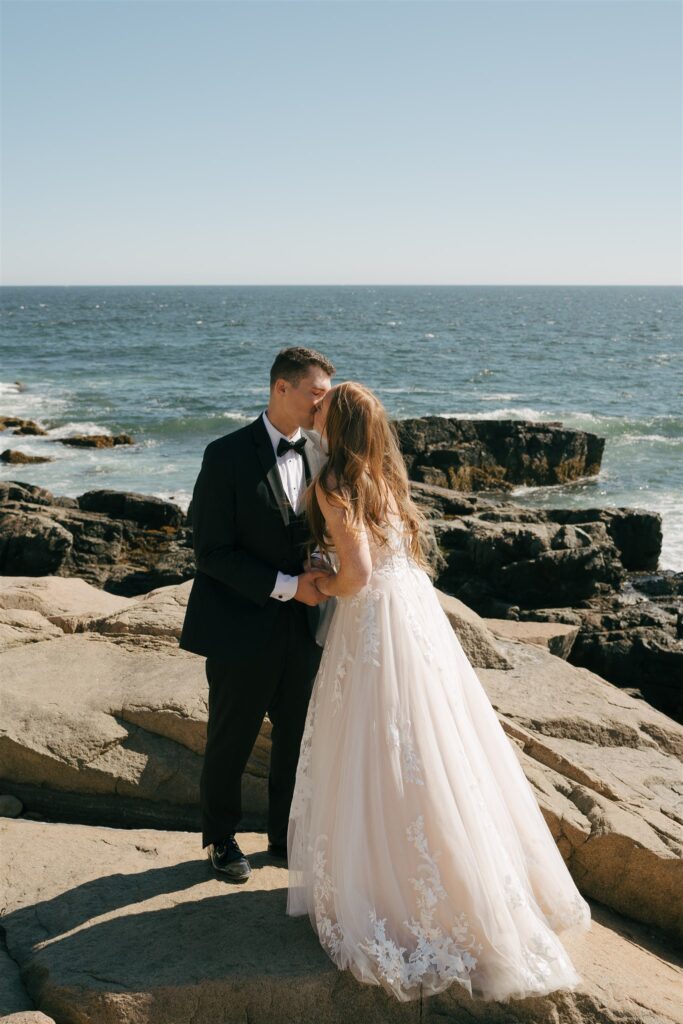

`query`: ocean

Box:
[1,285,682,570]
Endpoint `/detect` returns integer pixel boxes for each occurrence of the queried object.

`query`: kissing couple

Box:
[179,346,591,1004]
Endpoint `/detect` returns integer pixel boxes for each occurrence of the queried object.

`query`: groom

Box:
[179,346,335,881]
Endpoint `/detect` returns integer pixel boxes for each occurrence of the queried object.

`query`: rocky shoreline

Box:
[0,415,135,461]
[412,482,681,722]
[1,414,682,1022]
[1,414,680,721]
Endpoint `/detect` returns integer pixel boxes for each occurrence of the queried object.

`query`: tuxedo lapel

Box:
[301,448,311,485]
[251,415,291,527]
[250,416,327,527]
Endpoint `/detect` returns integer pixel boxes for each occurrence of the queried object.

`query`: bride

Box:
[286,381,592,1004]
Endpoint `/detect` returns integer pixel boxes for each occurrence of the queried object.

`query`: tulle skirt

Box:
[287,549,591,1003]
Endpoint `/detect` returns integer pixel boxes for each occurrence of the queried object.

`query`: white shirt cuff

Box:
[271,571,298,602]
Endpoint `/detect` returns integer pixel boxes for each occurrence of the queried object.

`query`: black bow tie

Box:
[277,435,307,457]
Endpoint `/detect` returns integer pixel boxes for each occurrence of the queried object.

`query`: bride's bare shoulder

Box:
[315,468,341,503]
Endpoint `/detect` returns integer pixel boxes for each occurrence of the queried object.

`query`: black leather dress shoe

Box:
[207,835,251,882]
[267,842,288,863]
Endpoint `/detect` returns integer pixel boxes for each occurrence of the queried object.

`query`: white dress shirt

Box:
[262,410,306,602]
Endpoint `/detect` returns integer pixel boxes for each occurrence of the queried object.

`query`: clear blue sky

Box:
[1,0,681,285]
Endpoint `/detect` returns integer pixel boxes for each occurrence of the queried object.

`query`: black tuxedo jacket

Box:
[179,414,325,660]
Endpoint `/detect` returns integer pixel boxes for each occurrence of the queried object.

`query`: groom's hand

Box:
[294,570,331,606]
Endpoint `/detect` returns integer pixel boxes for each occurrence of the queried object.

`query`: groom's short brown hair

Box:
[270,346,335,388]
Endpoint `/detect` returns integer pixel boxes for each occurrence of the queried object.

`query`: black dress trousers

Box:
[200,598,322,849]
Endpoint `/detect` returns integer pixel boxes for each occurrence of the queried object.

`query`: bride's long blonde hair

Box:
[306,381,428,568]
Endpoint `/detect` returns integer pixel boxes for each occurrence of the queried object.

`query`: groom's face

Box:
[313,386,334,439]
[282,365,332,429]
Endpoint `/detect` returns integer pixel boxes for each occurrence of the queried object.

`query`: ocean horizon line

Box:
[2,282,681,289]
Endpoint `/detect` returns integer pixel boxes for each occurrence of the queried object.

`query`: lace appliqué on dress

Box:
[544,892,591,932]
[370,539,434,664]
[289,688,318,820]
[312,836,345,959]
[503,871,528,910]
[467,782,584,988]
[331,634,352,714]
[350,586,383,667]
[372,549,411,580]
[396,570,435,663]
[387,716,424,786]
[358,816,483,995]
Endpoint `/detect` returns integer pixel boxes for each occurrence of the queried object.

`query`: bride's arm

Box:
[313,481,372,598]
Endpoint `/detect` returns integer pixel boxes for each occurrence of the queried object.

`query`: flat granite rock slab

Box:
[0,610,64,654]
[0,634,207,802]
[0,1014,56,1023]
[478,637,683,939]
[0,577,131,627]
[482,618,580,659]
[1,819,680,1024]
[0,632,268,830]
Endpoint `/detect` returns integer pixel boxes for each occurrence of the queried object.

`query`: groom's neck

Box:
[265,405,300,439]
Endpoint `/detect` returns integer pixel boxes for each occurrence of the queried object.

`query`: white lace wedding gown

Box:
[286,521,591,1004]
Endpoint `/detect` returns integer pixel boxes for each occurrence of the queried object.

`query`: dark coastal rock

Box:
[0,417,44,433]
[513,574,683,722]
[78,489,185,529]
[413,482,662,578]
[394,416,605,491]
[0,418,134,445]
[57,432,134,448]
[0,511,74,575]
[12,423,48,436]
[0,450,53,465]
[0,483,193,596]
[412,483,681,722]
[0,482,56,506]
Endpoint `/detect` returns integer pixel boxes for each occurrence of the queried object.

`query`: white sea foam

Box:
[48,422,113,438]
[380,387,432,395]
[152,488,191,513]
[558,411,606,425]
[219,410,251,421]
[563,412,683,432]
[480,393,524,402]
[0,379,70,421]
[617,434,683,446]
[0,437,67,458]
[509,474,603,497]
[437,407,550,421]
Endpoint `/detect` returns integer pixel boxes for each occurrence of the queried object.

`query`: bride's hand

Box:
[314,573,334,596]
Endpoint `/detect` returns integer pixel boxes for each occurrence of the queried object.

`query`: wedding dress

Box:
[286,519,591,1004]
